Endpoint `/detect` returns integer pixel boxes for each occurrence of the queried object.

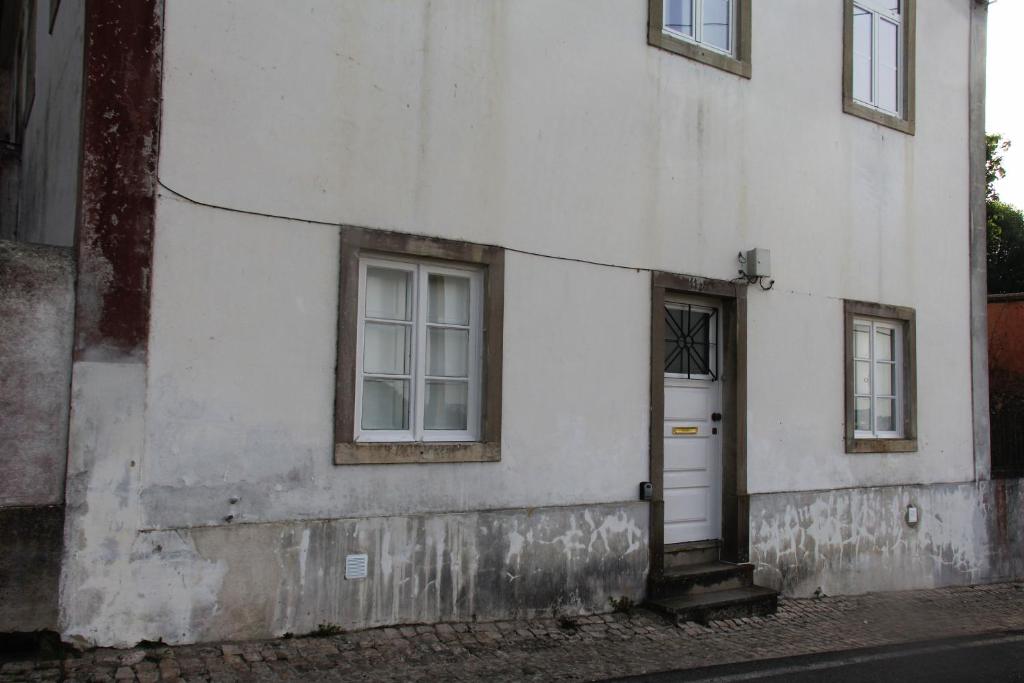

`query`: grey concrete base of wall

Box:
[0,506,64,632]
[62,486,648,646]
[749,479,1024,597]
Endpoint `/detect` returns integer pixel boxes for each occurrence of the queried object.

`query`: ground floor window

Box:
[334,228,504,465]
[844,300,917,453]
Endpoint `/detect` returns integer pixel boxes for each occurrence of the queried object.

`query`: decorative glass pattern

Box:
[664,304,718,379]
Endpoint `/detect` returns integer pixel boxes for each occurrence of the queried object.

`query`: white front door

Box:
[663,299,722,545]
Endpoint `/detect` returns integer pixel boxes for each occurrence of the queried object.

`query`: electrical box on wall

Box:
[906,504,919,527]
[746,248,771,277]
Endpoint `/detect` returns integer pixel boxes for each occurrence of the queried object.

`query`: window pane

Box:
[366,267,412,321]
[876,362,894,396]
[855,360,871,395]
[702,0,731,52]
[855,397,871,431]
[664,306,713,376]
[877,18,899,112]
[875,327,894,361]
[854,325,870,359]
[363,323,410,375]
[362,379,409,430]
[424,381,468,431]
[876,398,895,432]
[428,274,470,325]
[427,327,469,378]
[664,0,694,37]
[852,7,873,103]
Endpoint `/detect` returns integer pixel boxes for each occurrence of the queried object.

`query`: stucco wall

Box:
[155,0,975,499]
[15,0,84,247]
[142,194,650,528]
[61,0,985,645]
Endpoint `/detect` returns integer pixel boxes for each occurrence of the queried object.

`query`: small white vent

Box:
[345,553,368,580]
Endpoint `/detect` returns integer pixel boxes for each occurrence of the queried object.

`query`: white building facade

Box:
[0,0,1017,647]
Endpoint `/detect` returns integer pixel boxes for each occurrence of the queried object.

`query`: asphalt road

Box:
[613,632,1024,682]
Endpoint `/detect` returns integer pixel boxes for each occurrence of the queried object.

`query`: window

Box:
[664,302,718,380]
[843,0,915,134]
[355,258,482,442]
[844,300,917,453]
[648,0,751,79]
[335,228,504,465]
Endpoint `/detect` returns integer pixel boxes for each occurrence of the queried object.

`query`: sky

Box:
[987,1,1024,208]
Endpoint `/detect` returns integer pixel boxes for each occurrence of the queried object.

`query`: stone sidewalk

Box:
[3,582,1024,682]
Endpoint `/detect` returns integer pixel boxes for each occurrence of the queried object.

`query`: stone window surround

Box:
[844,299,918,454]
[334,227,504,465]
[647,0,753,79]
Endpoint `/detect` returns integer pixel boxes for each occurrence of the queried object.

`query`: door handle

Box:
[711,412,722,422]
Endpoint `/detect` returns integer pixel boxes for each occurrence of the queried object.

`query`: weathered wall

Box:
[15,0,84,247]
[0,240,74,506]
[141,195,650,528]
[750,479,1024,597]
[60,0,986,646]
[0,506,64,632]
[0,240,74,633]
[62,490,647,646]
[156,0,976,495]
[989,298,1024,378]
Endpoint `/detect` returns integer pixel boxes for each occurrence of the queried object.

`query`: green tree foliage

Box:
[987,134,1024,294]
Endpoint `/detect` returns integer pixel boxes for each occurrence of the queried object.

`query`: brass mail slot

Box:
[672,426,699,436]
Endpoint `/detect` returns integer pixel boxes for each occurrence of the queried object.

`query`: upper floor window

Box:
[843,0,916,134]
[664,0,734,56]
[648,0,751,79]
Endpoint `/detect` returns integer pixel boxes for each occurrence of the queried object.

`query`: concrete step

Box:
[649,562,754,599]
[663,540,719,569]
[646,586,778,625]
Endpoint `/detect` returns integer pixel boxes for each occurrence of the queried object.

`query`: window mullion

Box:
[694,0,702,44]
[869,321,877,437]
[872,12,880,108]
[413,266,427,440]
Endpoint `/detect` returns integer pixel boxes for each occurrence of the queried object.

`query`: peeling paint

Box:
[74,0,163,362]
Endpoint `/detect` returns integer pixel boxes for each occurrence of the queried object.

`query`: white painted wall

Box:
[151,0,975,515]
[18,0,83,247]
[144,194,650,528]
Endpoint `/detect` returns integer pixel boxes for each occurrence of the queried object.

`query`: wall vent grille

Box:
[345,553,368,580]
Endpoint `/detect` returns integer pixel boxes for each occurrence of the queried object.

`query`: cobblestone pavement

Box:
[4,582,1024,682]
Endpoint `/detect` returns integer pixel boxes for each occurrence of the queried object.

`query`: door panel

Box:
[663,299,722,545]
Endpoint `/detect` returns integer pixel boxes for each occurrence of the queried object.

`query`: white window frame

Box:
[852,317,903,440]
[851,0,902,116]
[354,255,484,444]
[662,0,736,58]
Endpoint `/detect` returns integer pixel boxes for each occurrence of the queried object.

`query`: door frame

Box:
[649,272,748,580]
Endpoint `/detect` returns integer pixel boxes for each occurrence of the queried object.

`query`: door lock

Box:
[711,412,722,422]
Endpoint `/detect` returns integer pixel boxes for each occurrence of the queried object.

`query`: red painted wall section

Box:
[74,0,163,362]
[988,300,1024,396]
